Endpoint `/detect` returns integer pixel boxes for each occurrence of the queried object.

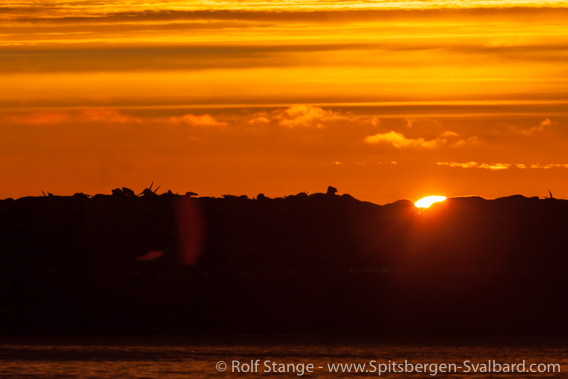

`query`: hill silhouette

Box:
[0,188,567,336]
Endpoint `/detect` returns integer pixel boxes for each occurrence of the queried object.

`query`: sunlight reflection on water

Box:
[0,342,566,378]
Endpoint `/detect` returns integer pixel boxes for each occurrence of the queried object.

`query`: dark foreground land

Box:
[0,189,567,337]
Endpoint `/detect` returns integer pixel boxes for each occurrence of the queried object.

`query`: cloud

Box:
[3,109,142,125]
[5,7,568,24]
[167,113,227,127]
[365,131,437,148]
[2,105,365,131]
[364,130,475,149]
[0,44,376,73]
[519,118,553,136]
[272,105,347,128]
[248,115,271,125]
[478,163,510,170]
[437,161,568,170]
[277,105,345,128]
[243,105,350,128]
[404,117,441,129]
[529,163,568,169]
[79,109,140,123]
[436,161,479,168]
[2,108,227,128]
[268,105,382,129]
[435,161,510,171]
[5,111,72,125]
[506,118,557,136]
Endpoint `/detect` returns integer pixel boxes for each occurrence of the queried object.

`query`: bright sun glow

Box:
[414,196,447,209]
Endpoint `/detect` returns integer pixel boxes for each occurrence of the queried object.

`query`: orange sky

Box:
[1,1,568,204]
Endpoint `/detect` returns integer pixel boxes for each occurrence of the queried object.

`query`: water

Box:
[0,339,566,378]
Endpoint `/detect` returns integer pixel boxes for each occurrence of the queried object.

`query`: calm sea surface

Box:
[0,339,566,378]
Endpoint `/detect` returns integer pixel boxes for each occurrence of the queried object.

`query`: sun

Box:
[414,195,447,209]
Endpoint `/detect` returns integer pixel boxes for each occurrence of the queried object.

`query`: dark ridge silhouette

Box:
[0,187,567,337]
